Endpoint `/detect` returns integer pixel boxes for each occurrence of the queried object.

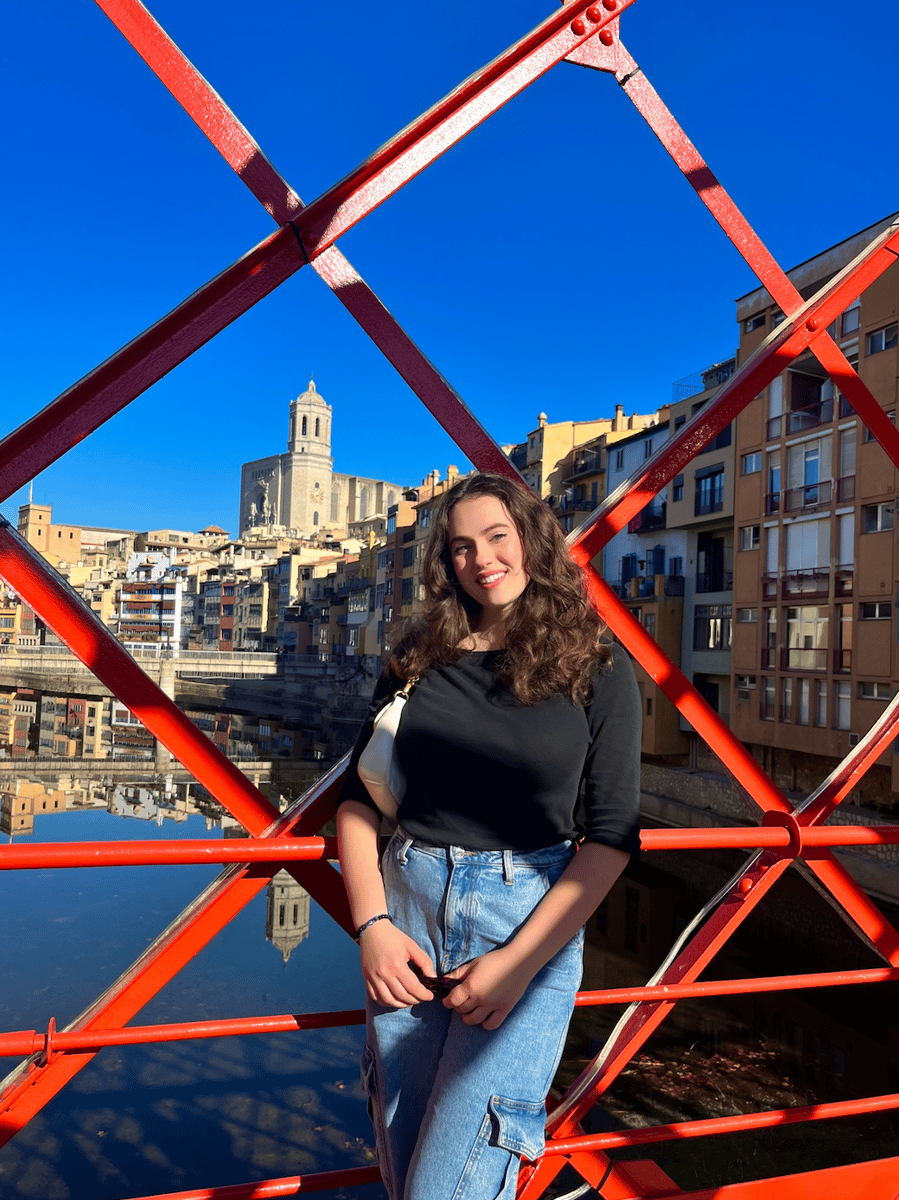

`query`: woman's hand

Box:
[359,920,438,1008]
[441,947,532,1030]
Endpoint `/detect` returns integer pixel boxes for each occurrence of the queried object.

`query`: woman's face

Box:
[446,494,529,618]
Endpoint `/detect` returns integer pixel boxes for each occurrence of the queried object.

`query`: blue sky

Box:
[2,0,897,536]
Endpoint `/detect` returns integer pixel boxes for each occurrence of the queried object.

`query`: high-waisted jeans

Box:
[362,830,584,1200]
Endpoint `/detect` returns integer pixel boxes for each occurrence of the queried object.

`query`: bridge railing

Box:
[2,0,899,1197]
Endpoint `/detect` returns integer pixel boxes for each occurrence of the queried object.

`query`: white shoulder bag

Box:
[358,677,418,821]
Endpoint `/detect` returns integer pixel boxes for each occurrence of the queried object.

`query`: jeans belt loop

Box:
[502,848,514,886]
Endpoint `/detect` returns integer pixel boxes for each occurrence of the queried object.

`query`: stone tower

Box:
[265,869,311,964]
[281,379,334,533]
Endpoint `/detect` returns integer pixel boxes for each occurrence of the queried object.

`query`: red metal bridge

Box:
[2,1,899,1196]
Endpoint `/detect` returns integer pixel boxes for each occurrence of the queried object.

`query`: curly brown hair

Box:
[388,473,609,703]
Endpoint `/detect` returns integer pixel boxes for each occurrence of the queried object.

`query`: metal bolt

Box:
[739,877,754,894]
[807,317,820,332]
[602,0,618,9]
[586,4,602,20]
[571,16,587,34]
[599,28,614,44]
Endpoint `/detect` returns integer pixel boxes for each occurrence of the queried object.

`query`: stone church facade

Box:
[238,381,406,539]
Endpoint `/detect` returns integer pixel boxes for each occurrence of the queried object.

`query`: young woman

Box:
[337,473,641,1200]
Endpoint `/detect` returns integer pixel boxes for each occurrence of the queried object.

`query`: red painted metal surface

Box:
[2,0,899,1196]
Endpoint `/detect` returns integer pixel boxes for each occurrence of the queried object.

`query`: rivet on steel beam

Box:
[602,0,618,9]
[599,28,614,44]
[807,317,821,332]
[739,877,754,895]
[586,4,602,20]
[571,17,587,34]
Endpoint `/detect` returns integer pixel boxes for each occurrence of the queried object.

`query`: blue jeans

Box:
[362,831,584,1200]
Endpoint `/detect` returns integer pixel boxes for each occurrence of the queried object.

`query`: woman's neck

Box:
[465,617,506,651]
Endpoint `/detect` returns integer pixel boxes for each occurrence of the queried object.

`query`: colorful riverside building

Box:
[732,214,899,802]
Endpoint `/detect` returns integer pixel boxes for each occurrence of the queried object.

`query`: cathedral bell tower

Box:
[283,379,334,534]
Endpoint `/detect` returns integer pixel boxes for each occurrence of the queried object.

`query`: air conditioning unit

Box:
[848,733,859,747]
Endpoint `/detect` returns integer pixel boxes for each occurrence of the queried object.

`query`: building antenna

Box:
[28,480,33,504]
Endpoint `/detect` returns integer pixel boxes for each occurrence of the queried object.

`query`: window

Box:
[672,475,684,502]
[736,674,756,696]
[402,547,414,568]
[771,309,786,328]
[862,502,894,533]
[259,724,271,736]
[785,605,829,670]
[737,608,758,623]
[614,449,624,471]
[643,438,653,459]
[868,324,898,355]
[840,301,860,337]
[694,604,732,651]
[301,415,307,436]
[674,414,686,430]
[739,525,760,551]
[646,697,653,716]
[401,578,414,604]
[761,677,775,720]
[695,466,725,516]
[860,602,891,619]
[859,682,891,701]
[835,681,851,730]
[745,314,766,332]
[741,452,761,474]
[668,556,683,578]
[643,613,656,638]
[797,678,810,726]
[815,679,828,727]
[780,677,793,722]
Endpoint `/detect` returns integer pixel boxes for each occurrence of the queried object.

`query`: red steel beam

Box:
[5,820,899,872]
[0,836,337,870]
[0,225,305,504]
[547,1090,899,1155]
[94,0,519,479]
[125,1165,382,1200]
[0,1008,365,1059]
[4,962,898,1060]
[615,43,899,472]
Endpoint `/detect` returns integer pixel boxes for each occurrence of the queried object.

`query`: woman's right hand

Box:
[359,920,437,1007]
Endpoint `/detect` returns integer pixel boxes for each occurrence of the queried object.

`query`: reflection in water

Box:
[0,773,386,1200]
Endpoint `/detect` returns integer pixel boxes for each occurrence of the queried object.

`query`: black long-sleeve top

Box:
[338,648,642,856]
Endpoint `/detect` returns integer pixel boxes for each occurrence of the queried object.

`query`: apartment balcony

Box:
[696,570,733,595]
[627,502,666,534]
[780,569,830,599]
[783,480,832,513]
[780,646,828,672]
[564,450,604,482]
[765,394,853,441]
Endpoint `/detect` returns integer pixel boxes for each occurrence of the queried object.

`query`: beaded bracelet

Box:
[354,913,391,941]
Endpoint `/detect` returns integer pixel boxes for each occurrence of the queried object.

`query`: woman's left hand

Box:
[441,947,532,1030]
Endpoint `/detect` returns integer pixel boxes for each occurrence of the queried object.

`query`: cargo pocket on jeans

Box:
[488,1094,547,1161]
